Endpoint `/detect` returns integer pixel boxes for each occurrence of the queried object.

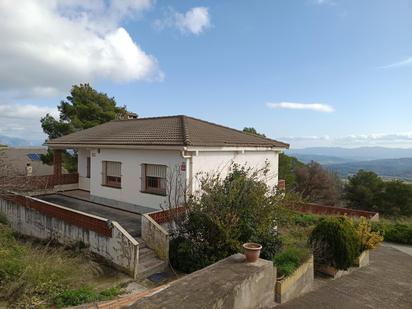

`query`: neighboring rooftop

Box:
[0,147,66,176]
[47,115,289,148]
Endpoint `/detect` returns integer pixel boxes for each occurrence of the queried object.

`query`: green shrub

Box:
[0,224,25,283]
[372,222,412,245]
[170,164,283,273]
[309,217,360,270]
[274,247,310,277]
[0,213,8,225]
[54,286,123,308]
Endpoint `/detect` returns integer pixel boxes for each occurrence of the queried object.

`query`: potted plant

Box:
[243,242,262,262]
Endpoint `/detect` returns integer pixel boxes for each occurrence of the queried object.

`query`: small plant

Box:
[309,216,360,270]
[274,247,310,277]
[356,217,383,251]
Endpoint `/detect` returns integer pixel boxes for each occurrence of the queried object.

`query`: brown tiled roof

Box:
[47,115,289,148]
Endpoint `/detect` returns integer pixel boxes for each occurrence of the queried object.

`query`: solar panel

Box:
[27,153,41,161]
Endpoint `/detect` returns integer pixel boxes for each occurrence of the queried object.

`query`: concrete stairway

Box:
[136,238,168,278]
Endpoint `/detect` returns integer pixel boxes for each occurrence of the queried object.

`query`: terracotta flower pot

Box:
[243,242,262,263]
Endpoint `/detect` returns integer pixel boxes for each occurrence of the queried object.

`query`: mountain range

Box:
[287,147,412,181]
[0,134,43,147]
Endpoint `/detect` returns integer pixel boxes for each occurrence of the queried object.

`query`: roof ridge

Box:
[180,116,191,146]
[111,115,185,122]
[183,115,289,148]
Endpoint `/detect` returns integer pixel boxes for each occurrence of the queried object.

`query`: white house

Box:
[47,115,289,213]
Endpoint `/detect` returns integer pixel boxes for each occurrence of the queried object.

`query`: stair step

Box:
[139,247,155,258]
[135,237,147,248]
[138,246,167,278]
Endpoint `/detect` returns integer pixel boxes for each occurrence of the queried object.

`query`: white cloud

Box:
[0,102,58,141]
[154,7,211,35]
[0,0,162,97]
[280,132,412,148]
[381,57,412,69]
[266,102,335,113]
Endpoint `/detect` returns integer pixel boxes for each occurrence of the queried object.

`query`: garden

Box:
[168,163,384,302]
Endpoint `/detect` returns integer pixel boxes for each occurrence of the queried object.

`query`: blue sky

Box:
[1,0,411,148]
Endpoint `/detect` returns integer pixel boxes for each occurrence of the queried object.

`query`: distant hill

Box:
[288,147,412,162]
[327,158,412,181]
[288,153,355,165]
[0,134,43,147]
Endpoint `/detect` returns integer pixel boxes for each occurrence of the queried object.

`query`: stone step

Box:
[138,247,167,278]
[135,237,147,248]
[139,247,155,258]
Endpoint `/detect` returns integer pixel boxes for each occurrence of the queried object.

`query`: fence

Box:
[0,173,79,191]
[292,202,379,221]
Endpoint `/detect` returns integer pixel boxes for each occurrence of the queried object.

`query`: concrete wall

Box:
[130,254,275,309]
[275,255,314,304]
[141,213,169,261]
[0,196,139,278]
[78,148,90,191]
[191,150,280,194]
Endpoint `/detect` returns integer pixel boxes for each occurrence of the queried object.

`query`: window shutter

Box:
[106,161,121,177]
[86,157,91,178]
[102,161,106,185]
[141,164,146,191]
[146,165,166,178]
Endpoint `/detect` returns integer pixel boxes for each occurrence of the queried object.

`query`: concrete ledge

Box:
[317,250,370,279]
[129,254,275,309]
[275,255,314,304]
[90,195,156,214]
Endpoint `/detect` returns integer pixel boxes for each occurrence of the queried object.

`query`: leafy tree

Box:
[378,180,412,216]
[41,84,126,139]
[242,127,266,137]
[40,84,127,172]
[294,161,342,205]
[278,153,305,190]
[343,170,384,212]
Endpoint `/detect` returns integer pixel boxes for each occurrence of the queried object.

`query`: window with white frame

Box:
[141,164,167,195]
[102,161,121,188]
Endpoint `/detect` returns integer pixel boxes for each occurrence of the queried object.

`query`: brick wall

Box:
[149,207,186,224]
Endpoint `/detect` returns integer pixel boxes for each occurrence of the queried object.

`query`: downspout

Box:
[181,150,193,196]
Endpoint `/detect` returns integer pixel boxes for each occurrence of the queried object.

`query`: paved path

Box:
[277,246,412,309]
[38,194,142,237]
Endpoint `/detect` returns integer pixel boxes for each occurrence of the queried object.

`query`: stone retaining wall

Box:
[275,255,314,304]
[141,213,169,261]
[129,254,275,309]
[0,194,139,278]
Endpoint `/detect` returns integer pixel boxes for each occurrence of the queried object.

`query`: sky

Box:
[0,0,412,149]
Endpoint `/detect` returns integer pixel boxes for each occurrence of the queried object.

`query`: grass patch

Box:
[54,286,123,308]
[274,247,311,277]
[0,222,124,307]
[372,218,412,245]
[275,212,315,278]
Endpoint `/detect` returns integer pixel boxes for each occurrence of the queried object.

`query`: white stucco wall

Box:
[88,148,184,210]
[190,150,280,194]
[77,148,90,191]
[77,147,281,211]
